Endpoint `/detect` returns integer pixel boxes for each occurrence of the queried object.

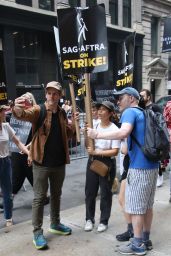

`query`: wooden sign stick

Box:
[83,73,94,150]
[69,82,80,142]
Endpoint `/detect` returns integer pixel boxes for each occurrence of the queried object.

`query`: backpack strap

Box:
[60,107,67,120]
[131,133,142,149]
[34,103,47,134]
[129,107,144,151]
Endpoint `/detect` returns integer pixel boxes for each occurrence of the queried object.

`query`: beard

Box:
[138,96,146,109]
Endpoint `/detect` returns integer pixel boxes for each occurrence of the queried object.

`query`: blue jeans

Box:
[0,157,13,220]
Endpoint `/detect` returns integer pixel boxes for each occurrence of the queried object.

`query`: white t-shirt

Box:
[95,123,120,151]
[0,123,15,158]
[93,118,100,128]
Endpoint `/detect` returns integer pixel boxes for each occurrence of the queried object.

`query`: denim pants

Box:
[32,164,65,235]
[0,156,13,220]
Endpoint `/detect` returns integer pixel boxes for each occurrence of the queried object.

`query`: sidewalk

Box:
[0,174,171,256]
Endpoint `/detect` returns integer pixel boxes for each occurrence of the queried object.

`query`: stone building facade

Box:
[0,0,144,101]
[142,0,171,101]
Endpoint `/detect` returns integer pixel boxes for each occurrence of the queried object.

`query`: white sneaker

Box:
[84,220,94,231]
[97,223,108,233]
[156,174,163,187]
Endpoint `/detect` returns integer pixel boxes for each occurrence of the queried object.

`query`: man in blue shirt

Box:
[87,87,159,256]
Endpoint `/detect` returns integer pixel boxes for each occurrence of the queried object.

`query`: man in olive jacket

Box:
[13,81,76,250]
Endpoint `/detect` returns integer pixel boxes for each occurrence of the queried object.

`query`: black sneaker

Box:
[116,230,134,241]
[143,239,153,250]
[169,197,171,203]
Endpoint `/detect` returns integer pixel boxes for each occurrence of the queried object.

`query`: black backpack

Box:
[131,107,170,162]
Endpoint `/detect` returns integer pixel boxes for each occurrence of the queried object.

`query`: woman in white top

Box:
[84,101,120,233]
[0,105,29,227]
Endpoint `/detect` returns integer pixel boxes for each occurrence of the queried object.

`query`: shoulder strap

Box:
[96,123,99,129]
[131,106,144,112]
[60,107,67,120]
[131,133,142,149]
[35,104,47,133]
[129,107,144,151]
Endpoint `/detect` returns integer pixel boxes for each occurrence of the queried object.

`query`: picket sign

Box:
[69,82,80,142]
[83,73,94,150]
[57,4,108,150]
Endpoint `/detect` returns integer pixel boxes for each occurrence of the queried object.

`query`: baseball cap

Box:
[91,101,101,108]
[99,101,115,112]
[113,87,140,100]
[46,81,62,92]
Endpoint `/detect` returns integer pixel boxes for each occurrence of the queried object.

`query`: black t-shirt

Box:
[42,112,66,167]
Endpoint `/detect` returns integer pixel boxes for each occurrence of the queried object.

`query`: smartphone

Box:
[24,98,32,108]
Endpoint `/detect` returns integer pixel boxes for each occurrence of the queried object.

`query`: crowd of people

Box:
[87,87,171,255]
[0,82,171,255]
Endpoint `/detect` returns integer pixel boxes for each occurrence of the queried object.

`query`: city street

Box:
[0,160,171,256]
[0,156,170,229]
[0,157,88,229]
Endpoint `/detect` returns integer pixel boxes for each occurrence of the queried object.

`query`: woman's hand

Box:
[25,143,31,150]
[71,112,79,122]
[27,155,32,166]
[14,96,26,108]
[87,127,98,139]
[87,147,97,155]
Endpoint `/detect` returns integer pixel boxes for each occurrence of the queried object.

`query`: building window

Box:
[16,0,32,7]
[86,0,97,7]
[168,54,171,83]
[13,30,57,86]
[69,0,81,7]
[109,0,118,25]
[39,0,54,11]
[123,0,131,28]
[151,17,159,55]
[13,31,40,85]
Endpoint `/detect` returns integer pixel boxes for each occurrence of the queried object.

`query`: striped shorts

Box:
[125,168,158,214]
